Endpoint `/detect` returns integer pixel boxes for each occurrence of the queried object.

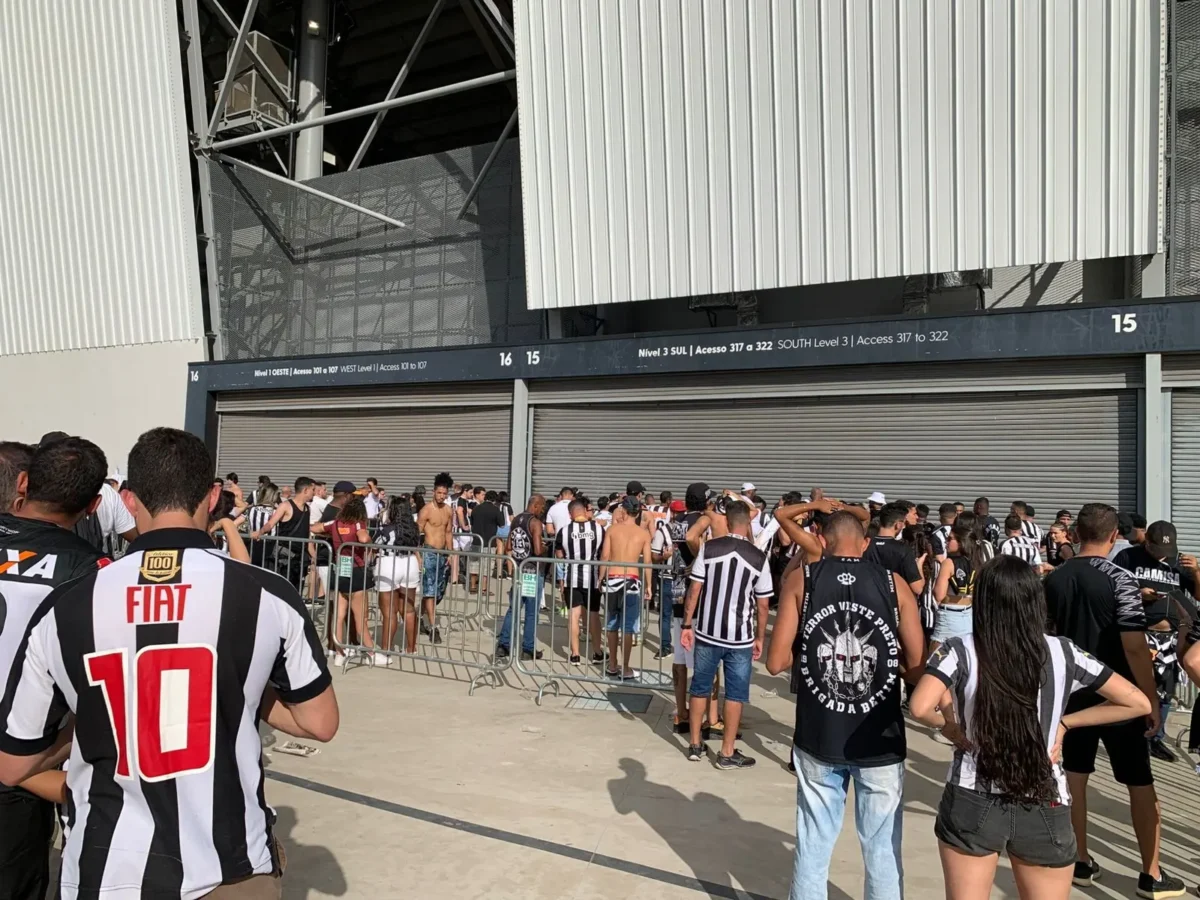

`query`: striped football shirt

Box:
[926,634,1111,803]
[688,534,773,648]
[999,534,1043,567]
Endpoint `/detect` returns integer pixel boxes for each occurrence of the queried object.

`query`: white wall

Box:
[517,0,1164,310]
[0,340,203,473]
[0,0,200,352]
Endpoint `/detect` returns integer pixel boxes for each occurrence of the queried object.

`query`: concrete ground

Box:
[263,657,1200,900]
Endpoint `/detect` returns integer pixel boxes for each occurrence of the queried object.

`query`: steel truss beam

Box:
[348,0,449,171]
[206,0,261,143]
[200,0,291,110]
[456,107,517,220]
[474,0,514,54]
[214,153,409,232]
[182,0,227,360]
[209,69,516,151]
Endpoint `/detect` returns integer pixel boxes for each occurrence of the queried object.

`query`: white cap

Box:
[742,482,756,492]
[868,491,886,504]
[108,470,124,483]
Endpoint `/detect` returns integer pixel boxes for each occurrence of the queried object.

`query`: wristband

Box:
[681,624,693,630]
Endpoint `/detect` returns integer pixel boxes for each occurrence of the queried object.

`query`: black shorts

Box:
[336,568,375,594]
[0,786,54,900]
[934,784,1075,868]
[1062,718,1153,786]
[566,587,601,612]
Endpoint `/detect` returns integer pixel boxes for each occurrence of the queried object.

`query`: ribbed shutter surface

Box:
[218,407,511,493]
[532,391,1137,516]
[1172,391,1200,553]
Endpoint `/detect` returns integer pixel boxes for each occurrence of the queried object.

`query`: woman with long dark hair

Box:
[329,496,382,666]
[911,556,1149,899]
[374,495,422,655]
[903,524,938,640]
[930,521,990,650]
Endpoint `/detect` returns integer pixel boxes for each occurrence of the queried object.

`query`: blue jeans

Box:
[498,574,542,653]
[658,578,674,652]
[790,749,904,900]
[690,640,754,703]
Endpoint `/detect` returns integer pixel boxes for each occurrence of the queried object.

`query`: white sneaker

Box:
[373,652,389,667]
[333,653,346,667]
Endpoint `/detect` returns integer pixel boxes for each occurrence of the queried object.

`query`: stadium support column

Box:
[1142,253,1168,521]
[296,0,328,180]
[510,379,530,504]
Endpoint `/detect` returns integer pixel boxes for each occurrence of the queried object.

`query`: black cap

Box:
[1146,521,1179,561]
[685,482,709,509]
[38,431,70,447]
[626,480,645,496]
[333,480,356,495]
[1117,512,1134,538]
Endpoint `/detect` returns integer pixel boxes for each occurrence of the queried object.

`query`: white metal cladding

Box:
[515,0,1164,310]
[217,407,513,494]
[0,0,200,353]
[1171,391,1200,553]
[531,391,1137,516]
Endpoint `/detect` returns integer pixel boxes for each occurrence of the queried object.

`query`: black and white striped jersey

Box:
[688,534,773,648]
[0,528,330,899]
[555,521,605,589]
[1019,519,1044,545]
[932,524,952,557]
[926,634,1111,802]
[998,535,1043,567]
[247,504,275,536]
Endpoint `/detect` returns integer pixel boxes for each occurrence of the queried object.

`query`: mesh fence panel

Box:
[1172,0,1200,295]
[208,140,542,359]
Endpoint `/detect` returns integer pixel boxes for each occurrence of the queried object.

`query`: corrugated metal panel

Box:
[217,407,512,494]
[0,0,200,353]
[532,391,1138,516]
[528,357,1142,404]
[1163,353,1200,385]
[215,383,514,413]
[516,0,1164,309]
[1171,391,1200,552]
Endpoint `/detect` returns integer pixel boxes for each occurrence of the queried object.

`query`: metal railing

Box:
[511,556,675,704]
[325,539,511,693]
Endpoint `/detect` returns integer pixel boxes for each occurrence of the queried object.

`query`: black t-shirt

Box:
[1045,556,1145,704]
[471,502,505,545]
[863,536,920,586]
[1113,544,1198,628]
[314,503,339,565]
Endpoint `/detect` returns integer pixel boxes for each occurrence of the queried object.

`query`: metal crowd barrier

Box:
[512,556,673,705]
[327,540,511,693]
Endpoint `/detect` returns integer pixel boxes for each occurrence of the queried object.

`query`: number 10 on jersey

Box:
[85,645,216,782]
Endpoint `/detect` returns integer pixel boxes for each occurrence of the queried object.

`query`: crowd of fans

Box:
[3,438,1200,899]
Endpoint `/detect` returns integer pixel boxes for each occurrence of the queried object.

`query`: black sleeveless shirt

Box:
[509,511,536,562]
[276,500,310,541]
[794,556,905,767]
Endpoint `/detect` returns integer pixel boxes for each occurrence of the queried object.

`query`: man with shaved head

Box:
[767,510,925,899]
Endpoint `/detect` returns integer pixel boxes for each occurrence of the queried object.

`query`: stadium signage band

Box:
[186,298,1199,433]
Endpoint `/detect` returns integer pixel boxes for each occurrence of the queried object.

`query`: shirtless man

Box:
[417,471,454,644]
[599,497,653,679]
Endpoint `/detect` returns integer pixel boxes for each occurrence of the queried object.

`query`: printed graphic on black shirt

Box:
[800,597,900,715]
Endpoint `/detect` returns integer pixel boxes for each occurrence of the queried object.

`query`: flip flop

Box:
[275,741,320,758]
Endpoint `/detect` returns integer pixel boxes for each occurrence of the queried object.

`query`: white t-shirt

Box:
[546,500,572,536]
[309,496,330,525]
[364,494,382,520]
[95,483,135,541]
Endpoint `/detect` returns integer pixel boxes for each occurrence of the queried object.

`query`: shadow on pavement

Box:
[607,757,857,900]
[275,805,348,900]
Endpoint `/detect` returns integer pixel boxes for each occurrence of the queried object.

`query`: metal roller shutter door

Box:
[1172,391,1200,553]
[532,391,1136,515]
[218,407,512,493]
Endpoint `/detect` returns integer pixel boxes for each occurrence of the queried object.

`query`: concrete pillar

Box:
[509,379,530,503]
[1144,353,1167,521]
[295,0,328,180]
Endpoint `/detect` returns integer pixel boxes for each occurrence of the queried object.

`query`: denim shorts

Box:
[690,639,753,704]
[603,577,642,634]
[421,551,448,601]
[934,783,1076,867]
[931,603,973,643]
